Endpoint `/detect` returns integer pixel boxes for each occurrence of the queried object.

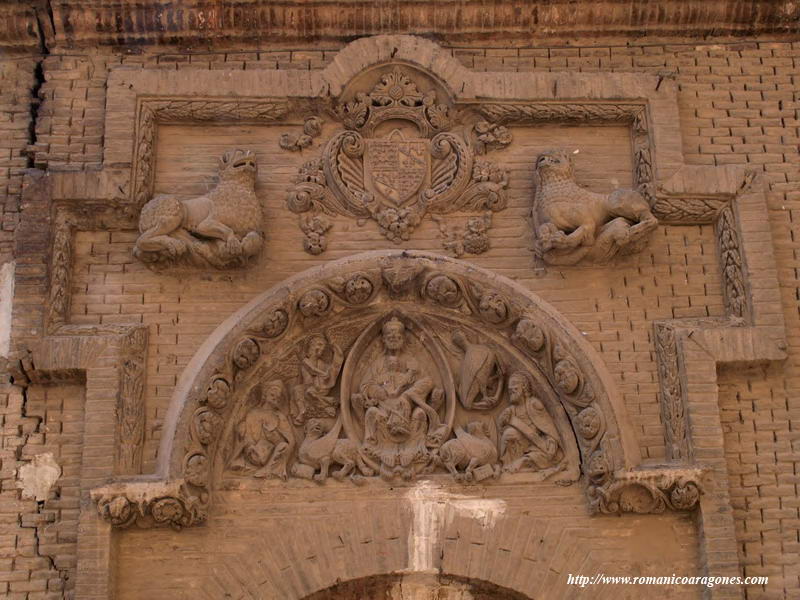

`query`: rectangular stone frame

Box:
[15,61,784,599]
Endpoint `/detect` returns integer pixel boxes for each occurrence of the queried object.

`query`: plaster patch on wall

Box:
[405,481,506,573]
[0,261,14,357]
[17,452,61,501]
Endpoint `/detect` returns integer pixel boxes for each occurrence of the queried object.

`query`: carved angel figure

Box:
[453,330,504,410]
[291,333,344,425]
[134,149,263,269]
[230,380,295,479]
[498,371,565,479]
[532,148,657,266]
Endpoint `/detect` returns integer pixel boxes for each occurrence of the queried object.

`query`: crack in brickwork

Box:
[1,36,799,598]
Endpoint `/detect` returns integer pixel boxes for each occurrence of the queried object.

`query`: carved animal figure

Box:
[134,148,263,268]
[294,418,374,483]
[436,421,500,483]
[532,148,657,266]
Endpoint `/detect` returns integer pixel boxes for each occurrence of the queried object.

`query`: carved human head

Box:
[306,334,327,358]
[262,380,286,408]
[535,148,573,178]
[508,371,533,404]
[382,317,406,351]
[219,148,257,179]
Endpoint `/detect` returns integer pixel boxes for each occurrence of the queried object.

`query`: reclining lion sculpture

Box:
[531,148,658,266]
[133,148,263,269]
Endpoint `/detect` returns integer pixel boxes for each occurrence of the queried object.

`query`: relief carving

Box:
[229,380,295,479]
[453,330,504,410]
[286,67,510,255]
[133,149,263,269]
[116,327,148,474]
[436,422,500,483]
[204,275,588,489]
[291,333,344,425]
[95,252,707,528]
[532,149,658,266]
[347,315,451,481]
[280,116,324,152]
[498,371,567,480]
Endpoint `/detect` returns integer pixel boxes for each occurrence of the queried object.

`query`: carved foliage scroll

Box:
[716,204,750,321]
[653,322,691,462]
[117,327,148,474]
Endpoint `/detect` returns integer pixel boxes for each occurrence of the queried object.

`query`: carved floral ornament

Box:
[92,252,703,529]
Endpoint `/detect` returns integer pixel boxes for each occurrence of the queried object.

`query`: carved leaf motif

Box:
[652,197,726,224]
[424,133,473,211]
[654,323,689,461]
[321,131,370,218]
[476,103,642,125]
[337,145,366,197]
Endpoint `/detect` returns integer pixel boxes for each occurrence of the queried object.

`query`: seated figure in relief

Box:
[497,371,565,479]
[291,332,344,425]
[356,317,447,480]
[230,380,295,479]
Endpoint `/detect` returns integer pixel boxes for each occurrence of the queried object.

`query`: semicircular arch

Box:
[157,250,640,516]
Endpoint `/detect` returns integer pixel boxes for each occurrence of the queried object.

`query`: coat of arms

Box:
[365,130,429,206]
[285,67,512,254]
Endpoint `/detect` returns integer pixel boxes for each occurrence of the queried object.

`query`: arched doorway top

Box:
[93,252,705,531]
[322,35,471,99]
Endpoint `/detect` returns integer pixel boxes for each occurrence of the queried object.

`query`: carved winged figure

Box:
[436,421,500,483]
[134,148,263,269]
[532,148,657,266]
[453,330,504,410]
[291,333,344,425]
[293,417,374,483]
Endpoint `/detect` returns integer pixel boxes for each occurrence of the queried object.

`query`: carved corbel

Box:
[93,479,208,530]
[588,467,706,515]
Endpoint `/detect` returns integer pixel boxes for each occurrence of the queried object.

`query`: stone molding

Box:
[5,1,799,50]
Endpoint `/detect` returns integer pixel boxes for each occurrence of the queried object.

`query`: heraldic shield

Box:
[365,129,430,206]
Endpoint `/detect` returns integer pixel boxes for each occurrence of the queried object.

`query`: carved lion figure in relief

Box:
[133,148,263,269]
[532,148,658,266]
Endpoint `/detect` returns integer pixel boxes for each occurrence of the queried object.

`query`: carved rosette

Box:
[286,68,511,255]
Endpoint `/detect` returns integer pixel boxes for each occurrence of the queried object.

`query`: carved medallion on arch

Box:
[92,251,705,529]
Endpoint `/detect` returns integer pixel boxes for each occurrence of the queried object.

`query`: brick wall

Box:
[0,58,35,264]
[1,38,799,598]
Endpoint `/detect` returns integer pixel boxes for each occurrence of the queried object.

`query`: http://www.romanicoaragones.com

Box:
[566,574,768,588]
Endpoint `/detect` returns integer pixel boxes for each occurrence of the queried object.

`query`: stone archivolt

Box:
[286,67,511,255]
[92,252,704,529]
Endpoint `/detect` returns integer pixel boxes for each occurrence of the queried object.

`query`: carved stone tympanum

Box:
[532,148,658,266]
[134,148,263,269]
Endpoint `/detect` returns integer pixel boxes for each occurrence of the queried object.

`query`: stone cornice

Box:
[3,0,800,51]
